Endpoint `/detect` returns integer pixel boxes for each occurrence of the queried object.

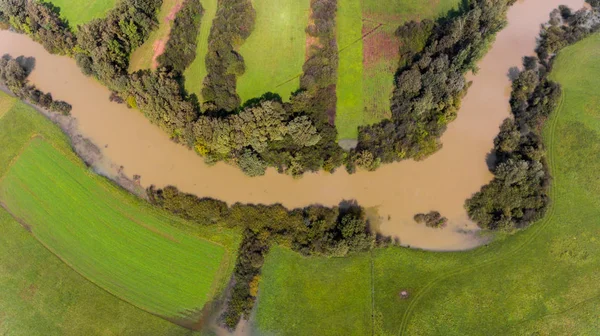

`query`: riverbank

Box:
[0,0,585,251]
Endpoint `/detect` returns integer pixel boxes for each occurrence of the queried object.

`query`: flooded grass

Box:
[254,28,600,336]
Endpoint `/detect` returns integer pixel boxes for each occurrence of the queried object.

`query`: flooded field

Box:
[0,0,584,251]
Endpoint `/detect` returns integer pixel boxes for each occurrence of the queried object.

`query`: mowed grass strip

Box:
[336,0,364,140]
[0,138,227,319]
[0,208,196,336]
[47,0,116,28]
[184,0,217,97]
[254,34,600,335]
[129,0,181,72]
[236,0,310,103]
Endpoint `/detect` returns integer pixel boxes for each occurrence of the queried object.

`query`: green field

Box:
[0,93,240,326]
[129,0,180,72]
[47,0,116,28]
[255,34,600,335]
[184,0,216,97]
[236,0,310,103]
[336,0,365,140]
[0,94,207,334]
[361,0,461,126]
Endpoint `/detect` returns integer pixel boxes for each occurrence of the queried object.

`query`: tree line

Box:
[157,0,204,73]
[349,0,516,171]
[146,185,390,329]
[0,54,72,115]
[466,3,600,231]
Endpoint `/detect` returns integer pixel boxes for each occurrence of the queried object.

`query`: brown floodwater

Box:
[0,0,585,251]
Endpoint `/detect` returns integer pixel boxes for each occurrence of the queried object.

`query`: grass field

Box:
[129,0,180,72]
[236,0,310,103]
[254,34,600,335]
[47,0,116,28]
[361,0,461,126]
[336,0,365,140]
[0,93,241,328]
[184,0,216,97]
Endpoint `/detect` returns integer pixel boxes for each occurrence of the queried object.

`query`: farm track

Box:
[397,91,567,335]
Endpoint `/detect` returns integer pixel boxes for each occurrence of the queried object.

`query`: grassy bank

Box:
[184,0,217,97]
[0,92,241,327]
[254,34,600,335]
[236,0,310,103]
[47,0,116,28]
[0,93,205,334]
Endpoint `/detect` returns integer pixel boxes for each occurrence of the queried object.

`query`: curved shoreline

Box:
[0,0,585,251]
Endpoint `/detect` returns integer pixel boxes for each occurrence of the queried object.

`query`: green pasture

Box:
[184,0,217,97]
[129,0,180,72]
[361,0,461,125]
[0,208,199,336]
[336,0,365,140]
[236,0,310,103]
[47,0,116,28]
[255,34,600,335]
[0,93,240,326]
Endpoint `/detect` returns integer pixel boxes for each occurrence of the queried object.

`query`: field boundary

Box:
[397,90,567,335]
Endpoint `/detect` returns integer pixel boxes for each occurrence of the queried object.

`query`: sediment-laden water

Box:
[0,0,585,250]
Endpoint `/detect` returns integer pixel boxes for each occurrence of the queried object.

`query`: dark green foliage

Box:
[128,69,198,142]
[202,0,255,111]
[414,211,447,228]
[536,7,600,63]
[157,0,204,73]
[353,0,513,168]
[466,5,600,231]
[146,185,375,328]
[0,0,76,55]
[75,0,160,86]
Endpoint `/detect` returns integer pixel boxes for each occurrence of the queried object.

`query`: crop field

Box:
[254,34,600,335]
[129,0,181,72]
[48,0,116,28]
[0,208,199,336]
[360,0,461,126]
[0,92,240,327]
[336,0,365,140]
[236,0,310,103]
[184,0,217,97]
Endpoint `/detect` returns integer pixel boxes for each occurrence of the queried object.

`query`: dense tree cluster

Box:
[147,185,378,329]
[466,5,600,231]
[0,0,75,55]
[536,4,600,63]
[75,0,160,86]
[414,211,447,228]
[201,0,255,111]
[157,0,204,73]
[0,54,71,115]
[352,0,515,168]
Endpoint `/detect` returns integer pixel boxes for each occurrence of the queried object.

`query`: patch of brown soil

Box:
[363,25,399,69]
[304,5,323,61]
[151,0,184,69]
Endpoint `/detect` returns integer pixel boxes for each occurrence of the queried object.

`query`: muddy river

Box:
[0,0,585,251]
